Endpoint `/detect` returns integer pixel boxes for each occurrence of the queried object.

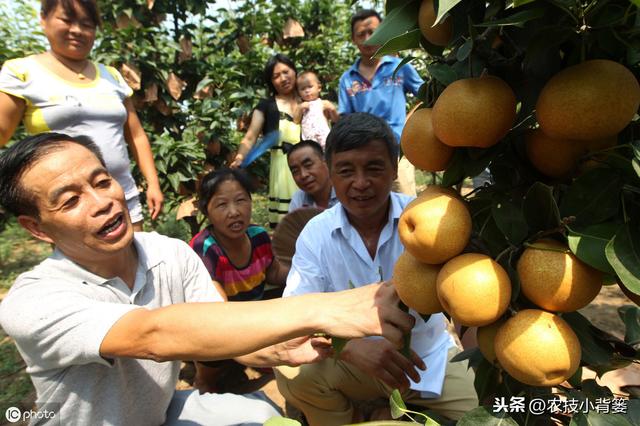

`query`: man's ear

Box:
[17,215,55,245]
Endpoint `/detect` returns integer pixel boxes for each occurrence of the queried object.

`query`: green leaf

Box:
[621,399,640,425]
[263,417,302,426]
[389,389,408,419]
[441,150,466,186]
[492,198,528,245]
[569,412,632,426]
[523,182,561,233]
[366,0,421,47]
[456,39,473,61]
[450,347,481,363]
[605,222,640,295]
[473,359,501,403]
[195,76,213,93]
[562,312,615,368]
[332,337,348,359]
[373,29,422,57]
[560,168,622,226]
[426,63,459,86]
[581,378,614,398]
[567,365,582,387]
[434,0,464,26]
[632,141,640,160]
[510,0,538,7]
[618,305,640,345]
[476,7,546,27]
[457,406,518,426]
[392,55,415,80]
[633,158,640,178]
[568,222,619,275]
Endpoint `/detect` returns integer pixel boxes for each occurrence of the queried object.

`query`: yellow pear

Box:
[477,320,505,364]
[418,0,453,47]
[401,107,454,172]
[536,59,640,140]
[392,251,443,315]
[432,75,516,148]
[436,253,511,327]
[517,239,602,312]
[495,309,581,386]
[398,191,471,264]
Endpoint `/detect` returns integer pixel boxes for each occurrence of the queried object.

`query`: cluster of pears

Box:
[393,185,509,327]
[401,72,516,172]
[527,59,640,178]
[393,187,606,387]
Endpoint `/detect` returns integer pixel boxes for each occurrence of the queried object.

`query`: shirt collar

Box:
[332,192,404,234]
[47,233,163,286]
[348,55,395,76]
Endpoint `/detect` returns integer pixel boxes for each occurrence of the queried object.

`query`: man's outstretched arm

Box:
[99,281,414,362]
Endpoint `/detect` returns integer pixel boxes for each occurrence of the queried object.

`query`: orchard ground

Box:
[0,174,638,421]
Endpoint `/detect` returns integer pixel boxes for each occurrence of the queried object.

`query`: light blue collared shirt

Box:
[288,187,339,213]
[284,192,455,397]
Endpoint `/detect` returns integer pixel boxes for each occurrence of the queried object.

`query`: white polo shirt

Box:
[0,232,222,425]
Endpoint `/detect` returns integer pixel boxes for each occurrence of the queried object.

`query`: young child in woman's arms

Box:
[294,71,339,149]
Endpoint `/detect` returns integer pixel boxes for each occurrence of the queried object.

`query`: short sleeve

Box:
[283,223,328,297]
[104,65,134,98]
[255,98,279,134]
[402,63,424,96]
[0,58,30,100]
[0,281,139,371]
[174,237,224,303]
[189,229,220,281]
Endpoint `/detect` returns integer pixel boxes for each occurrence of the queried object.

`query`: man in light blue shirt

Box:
[275,113,478,425]
[338,9,424,196]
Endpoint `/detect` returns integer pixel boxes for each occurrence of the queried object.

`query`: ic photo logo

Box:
[5,407,21,423]
[5,405,58,424]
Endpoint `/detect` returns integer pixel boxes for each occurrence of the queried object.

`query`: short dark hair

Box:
[41,0,101,28]
[324,113,398,167]
[350,9,382,37]
[286,140,324,162]
[0,132,105,218]
[263,53,297,96]
[198,168,255,216]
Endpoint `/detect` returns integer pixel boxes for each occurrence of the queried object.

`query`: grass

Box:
[0,332,34,417]
[0,217,51,290]
[0,217,46,413]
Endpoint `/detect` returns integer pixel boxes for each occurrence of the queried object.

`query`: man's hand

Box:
[341,338,426,390]
[321,281,415,348]
[277,335,333,367]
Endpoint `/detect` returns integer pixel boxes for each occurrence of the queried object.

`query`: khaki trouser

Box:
[392,155,416,196]
[275,346,478,426]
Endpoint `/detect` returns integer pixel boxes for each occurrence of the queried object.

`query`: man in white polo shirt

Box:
[275,113,478,425]
[0,132,414,425]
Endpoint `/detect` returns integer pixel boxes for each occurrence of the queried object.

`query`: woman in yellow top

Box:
[0,0,163,230]
[230,54,301,228]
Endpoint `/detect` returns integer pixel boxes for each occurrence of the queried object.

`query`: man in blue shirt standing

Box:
[338,9,424,196]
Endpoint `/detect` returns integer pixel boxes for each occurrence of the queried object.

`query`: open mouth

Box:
[98,214,123,236]
[229,221,244,232]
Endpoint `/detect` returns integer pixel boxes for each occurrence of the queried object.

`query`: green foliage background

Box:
[373,0,640,424]
[0,0,384,210]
